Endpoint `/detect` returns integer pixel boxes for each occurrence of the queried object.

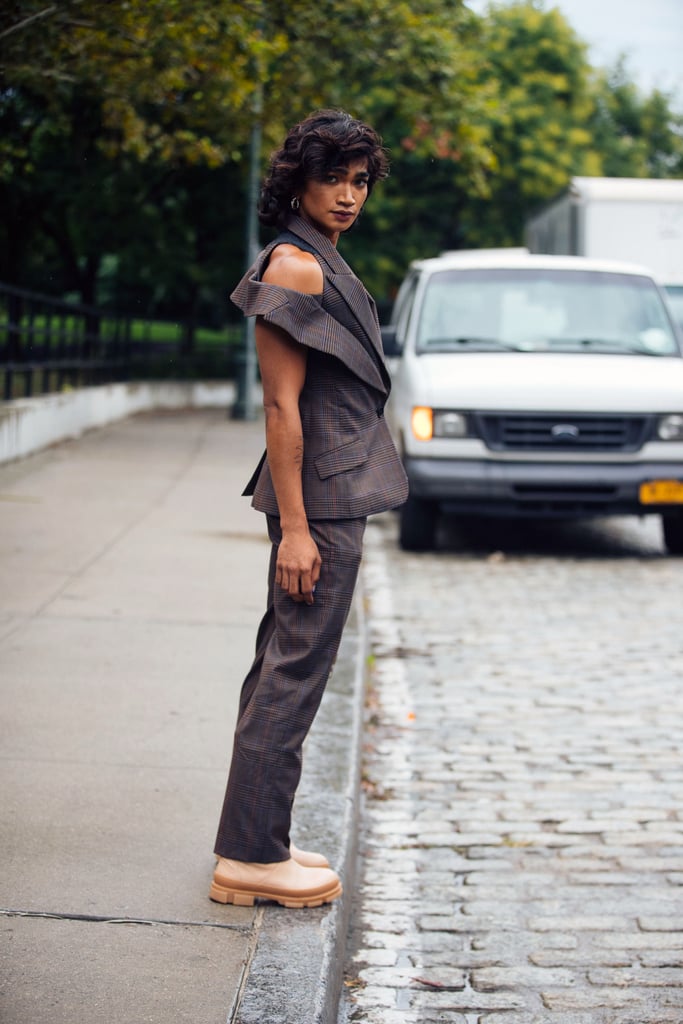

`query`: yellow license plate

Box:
[639,480,683,505]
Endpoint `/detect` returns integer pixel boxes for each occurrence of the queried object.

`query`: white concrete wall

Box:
[0,381,239,464]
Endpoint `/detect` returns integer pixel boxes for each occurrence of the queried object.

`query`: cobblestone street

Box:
[341,513,683,1024]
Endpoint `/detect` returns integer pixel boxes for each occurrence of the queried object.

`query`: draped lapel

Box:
[231,249,388,394]
[284,217,390,390]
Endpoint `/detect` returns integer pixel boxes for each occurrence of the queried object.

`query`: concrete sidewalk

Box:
[0,408,366,1023]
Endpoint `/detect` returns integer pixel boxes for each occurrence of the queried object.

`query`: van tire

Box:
[399,495,437,551]
[662,513,683,555]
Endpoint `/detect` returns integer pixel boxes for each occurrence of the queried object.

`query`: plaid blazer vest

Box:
[231,216,408,520]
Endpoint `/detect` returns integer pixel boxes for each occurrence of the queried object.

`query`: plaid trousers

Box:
[214,515,366,863]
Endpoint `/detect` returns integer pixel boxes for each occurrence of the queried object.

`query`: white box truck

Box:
[526,176,683,326]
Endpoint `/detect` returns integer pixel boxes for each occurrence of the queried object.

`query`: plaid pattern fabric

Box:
[214,515,366,863]
[231,217,409,519]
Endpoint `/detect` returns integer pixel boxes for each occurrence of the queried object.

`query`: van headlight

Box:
[434,410,468,438]
[658,414,683,441]
[411,408,469,441]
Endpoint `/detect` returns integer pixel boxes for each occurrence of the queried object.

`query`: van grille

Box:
[477,414,651,453]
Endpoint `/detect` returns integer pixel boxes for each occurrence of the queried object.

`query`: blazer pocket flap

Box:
[315,438,368,480]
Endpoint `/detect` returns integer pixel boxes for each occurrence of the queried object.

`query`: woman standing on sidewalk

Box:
[211,109,407,909]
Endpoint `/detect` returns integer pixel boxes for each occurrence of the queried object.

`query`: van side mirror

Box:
[381,325,401,357]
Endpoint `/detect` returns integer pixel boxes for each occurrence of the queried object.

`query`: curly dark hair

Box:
[258,109,389,228]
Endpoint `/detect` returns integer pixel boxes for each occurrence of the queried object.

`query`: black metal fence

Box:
[1,282,240,401]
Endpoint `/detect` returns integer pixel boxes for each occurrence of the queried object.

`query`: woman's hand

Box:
[275,529,321,604]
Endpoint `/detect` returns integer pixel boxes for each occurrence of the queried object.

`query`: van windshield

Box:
[417,268,680,356]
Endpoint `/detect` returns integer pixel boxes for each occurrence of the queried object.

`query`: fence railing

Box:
[1,282,240,401]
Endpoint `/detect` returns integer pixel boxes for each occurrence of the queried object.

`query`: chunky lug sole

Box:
[209,878,342,909]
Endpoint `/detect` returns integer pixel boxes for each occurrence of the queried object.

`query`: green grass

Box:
[2,310,242,348]
[127,320,242,347]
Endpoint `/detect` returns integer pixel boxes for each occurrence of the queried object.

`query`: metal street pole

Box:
[232,82,262,421]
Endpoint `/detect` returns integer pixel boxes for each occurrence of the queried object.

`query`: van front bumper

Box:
[404,456,683,518]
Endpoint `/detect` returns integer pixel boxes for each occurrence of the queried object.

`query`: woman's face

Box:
[298,159,369,243]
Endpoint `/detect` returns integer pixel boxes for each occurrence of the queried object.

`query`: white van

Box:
[382,250,683,553]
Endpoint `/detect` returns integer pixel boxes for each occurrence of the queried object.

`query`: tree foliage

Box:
[1,0,490,306]
[2,1,489,169]
[1,0,682,316]
[589,58,683,179]
[459,0,601,246]
[1,1,267,164]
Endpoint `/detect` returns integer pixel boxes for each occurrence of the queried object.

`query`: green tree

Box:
[269,0,496,295]
[460,0,602,247]
[1,1,492,176]
[589,58,683,178]
[7,0,681,315]
[0,1,276,304]
[1,0,493,307]
[0,1,269,164]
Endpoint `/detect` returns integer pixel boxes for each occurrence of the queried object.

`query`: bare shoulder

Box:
[262,243,323,295]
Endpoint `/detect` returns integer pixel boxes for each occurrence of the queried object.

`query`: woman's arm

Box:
[256,245,323,604]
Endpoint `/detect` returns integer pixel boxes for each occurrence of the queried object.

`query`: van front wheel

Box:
[399,495,438,551]
[662,513,683,555]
